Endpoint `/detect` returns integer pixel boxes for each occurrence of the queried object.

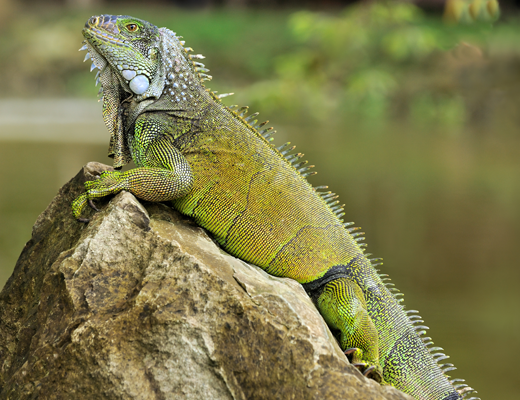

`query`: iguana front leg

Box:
[72,119,193,220]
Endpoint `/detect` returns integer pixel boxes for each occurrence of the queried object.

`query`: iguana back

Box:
[72,15,478,400]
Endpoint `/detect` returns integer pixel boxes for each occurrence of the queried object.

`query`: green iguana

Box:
[72,15,479,400]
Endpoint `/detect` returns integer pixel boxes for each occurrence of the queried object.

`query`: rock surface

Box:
[0,162,413,400]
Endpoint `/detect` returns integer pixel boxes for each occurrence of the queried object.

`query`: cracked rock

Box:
[0,162,412,400]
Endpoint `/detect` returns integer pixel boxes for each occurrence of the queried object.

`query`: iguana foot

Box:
[344,347,383,383]
[74,199,99,223]
[72,171,125,220]
[316,278,385,383]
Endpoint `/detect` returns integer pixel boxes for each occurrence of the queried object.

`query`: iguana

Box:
[72,15,479,400]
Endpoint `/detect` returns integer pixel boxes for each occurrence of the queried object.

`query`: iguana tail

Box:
[306,255,471,400]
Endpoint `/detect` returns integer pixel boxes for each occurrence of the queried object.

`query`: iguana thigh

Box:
[316,277,384,382]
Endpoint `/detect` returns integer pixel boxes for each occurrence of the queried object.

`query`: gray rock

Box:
[0,162,413,400]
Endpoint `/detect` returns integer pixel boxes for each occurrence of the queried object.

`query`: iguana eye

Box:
[126,23,139,32]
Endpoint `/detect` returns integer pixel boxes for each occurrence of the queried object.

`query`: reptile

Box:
[72,15,479,400]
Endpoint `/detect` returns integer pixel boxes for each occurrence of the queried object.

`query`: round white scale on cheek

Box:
[122,69,136,80]
[129,74,149,94]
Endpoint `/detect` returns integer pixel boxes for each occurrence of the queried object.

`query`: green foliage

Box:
[0,7,295,97]
[0,3,512,130]
[242,1,497,128]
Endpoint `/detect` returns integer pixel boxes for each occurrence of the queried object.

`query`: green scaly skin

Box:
[72,15,478,400]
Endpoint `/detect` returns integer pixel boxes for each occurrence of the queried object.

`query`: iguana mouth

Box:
[84,27,126,46]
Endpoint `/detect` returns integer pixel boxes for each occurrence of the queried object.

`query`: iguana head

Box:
[83,15,161,97]
[81,15,211,168]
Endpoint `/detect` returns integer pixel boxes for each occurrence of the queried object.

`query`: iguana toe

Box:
[71,192,89,220]
[88,199,100,211]
[351,363,383,383]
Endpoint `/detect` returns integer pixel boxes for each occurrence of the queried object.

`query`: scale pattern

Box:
[71,14,479,400]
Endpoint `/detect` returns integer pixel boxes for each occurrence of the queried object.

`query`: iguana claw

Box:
[76,199,98,223]
[351,362,382,382]
[71,171,123,220]
[344,347,358,356]
[88,199,100,211]
[352,362,367,368]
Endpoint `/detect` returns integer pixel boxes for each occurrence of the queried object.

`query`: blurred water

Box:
[0,99,109,287]
[0,99,105,142]
[0,99,519,399]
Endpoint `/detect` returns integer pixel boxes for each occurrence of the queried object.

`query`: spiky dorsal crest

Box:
[223,103,378,227]
[153,28,210,104]
[373,259,467,386]
[450,379,480,400]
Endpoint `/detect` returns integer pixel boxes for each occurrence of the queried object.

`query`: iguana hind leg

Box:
[316,277,384,382]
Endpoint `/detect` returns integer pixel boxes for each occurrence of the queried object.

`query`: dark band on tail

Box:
[302,255,360,300]
[442,393,462,400]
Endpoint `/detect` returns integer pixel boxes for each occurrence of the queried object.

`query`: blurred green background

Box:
[0,0,519,399]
